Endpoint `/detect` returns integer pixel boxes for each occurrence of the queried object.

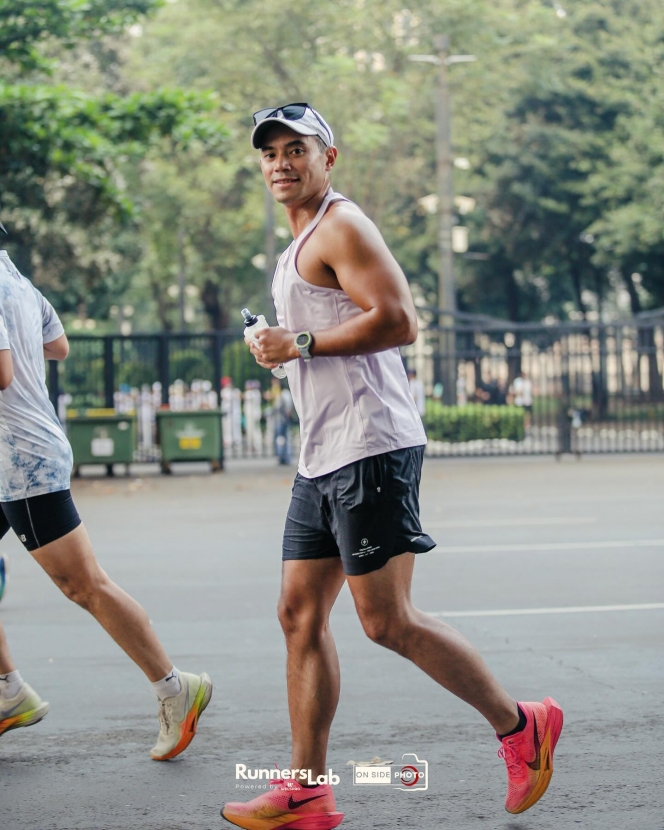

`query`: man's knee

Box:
[277,593,328,643]
[52,570,106,612]
[358,608,408,652]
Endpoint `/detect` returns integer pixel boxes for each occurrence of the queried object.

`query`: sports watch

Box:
[294,331,314,362]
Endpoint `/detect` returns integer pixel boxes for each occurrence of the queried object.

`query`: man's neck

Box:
[284,182,332,239]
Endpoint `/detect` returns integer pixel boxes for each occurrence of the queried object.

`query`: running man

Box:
[221,105,563,829]
[0,246,212,759]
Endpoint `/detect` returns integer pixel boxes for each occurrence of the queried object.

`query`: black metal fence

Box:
[48,318,664,463]
[401,317,664,456]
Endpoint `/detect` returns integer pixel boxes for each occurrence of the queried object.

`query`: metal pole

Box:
[158,334,169,406]
[265,188,276,321]
[213,332,224,470]
[434,34,457,404]
[178,225,186,332]
[103,336,115,409]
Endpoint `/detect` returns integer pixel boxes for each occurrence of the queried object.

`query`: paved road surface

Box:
[1,454,663,830]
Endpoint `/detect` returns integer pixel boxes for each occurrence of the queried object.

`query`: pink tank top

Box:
[272,189,427,479]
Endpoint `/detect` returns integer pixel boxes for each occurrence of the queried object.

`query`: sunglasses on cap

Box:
[252,103,332,143]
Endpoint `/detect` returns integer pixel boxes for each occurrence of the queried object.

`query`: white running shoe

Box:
[150,671,213,761]
[0,682,50,738]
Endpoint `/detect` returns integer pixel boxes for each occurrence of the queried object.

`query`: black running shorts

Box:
[0,490,81,552]
[283,446,436,576]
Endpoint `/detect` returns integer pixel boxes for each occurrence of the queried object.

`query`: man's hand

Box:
[247,326,299,369]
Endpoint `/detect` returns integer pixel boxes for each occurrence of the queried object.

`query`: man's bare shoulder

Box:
[316,199,382,248]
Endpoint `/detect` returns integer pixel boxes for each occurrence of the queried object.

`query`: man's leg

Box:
[347,553,563,815]
[347,553,519,734]
[221,558,346,830]
[31,524,171,681]
[0,621,16,675]
[28,521,212,760]
[278,558,346,778]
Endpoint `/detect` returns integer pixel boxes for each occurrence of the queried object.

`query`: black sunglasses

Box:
[252,102,331,142]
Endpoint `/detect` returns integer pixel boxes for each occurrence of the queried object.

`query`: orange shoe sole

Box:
[0,703,50,738]
[221,808,344,830]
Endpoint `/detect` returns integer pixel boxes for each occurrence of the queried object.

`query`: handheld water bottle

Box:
[241,308,287,379]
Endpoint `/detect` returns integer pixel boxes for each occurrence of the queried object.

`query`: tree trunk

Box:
[201,278,224,331]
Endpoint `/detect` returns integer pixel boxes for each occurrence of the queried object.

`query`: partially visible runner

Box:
[221,105,563,829]
[0,248,212,759]
[0,553,6,604]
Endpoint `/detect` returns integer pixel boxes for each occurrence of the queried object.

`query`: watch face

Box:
[296,333,310,347]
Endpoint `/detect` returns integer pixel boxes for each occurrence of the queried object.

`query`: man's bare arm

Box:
[251,206,418,367]
[0,349,14,390]
[309,207,418,356]
[43,333,69,361]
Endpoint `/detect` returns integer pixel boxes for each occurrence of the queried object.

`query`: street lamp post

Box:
[410,40,476,404]
[434,35,455,330]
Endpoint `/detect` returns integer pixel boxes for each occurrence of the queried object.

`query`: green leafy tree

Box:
[0,0,226,315]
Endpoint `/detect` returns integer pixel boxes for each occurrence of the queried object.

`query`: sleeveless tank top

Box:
[272,189,426,479]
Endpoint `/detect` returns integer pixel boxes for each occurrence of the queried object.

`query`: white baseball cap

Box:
[251,103,334,149]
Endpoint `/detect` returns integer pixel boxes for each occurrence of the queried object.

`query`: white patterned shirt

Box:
[0,251,72,501]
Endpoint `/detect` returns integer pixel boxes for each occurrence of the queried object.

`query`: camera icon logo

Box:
[393,753,428,792]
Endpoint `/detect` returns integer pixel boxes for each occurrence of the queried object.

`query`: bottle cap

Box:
[241,308,258,326]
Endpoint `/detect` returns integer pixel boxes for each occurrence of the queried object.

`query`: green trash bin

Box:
[156,409,223,473]
[67,410,136,476]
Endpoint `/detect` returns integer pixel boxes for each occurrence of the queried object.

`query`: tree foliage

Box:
[0,0,226,315]
[0,0,159,73]
[124,0,663,326]
[1,0,662,329]
[466,0,664,320]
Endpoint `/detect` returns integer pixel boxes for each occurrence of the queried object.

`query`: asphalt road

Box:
[1,454,663,830]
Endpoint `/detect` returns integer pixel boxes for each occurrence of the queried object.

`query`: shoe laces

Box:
[498,741,526,779]
[157,699,173,732]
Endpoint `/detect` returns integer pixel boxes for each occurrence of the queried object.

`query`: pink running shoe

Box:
[497,697,564,814]
[221,778,344,830]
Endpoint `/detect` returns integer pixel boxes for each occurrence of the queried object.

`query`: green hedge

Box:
[424,402,526,442]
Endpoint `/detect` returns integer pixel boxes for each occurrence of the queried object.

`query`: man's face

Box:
[259,124,336,205]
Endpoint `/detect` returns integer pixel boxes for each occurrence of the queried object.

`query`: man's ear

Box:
[325,146,338,171]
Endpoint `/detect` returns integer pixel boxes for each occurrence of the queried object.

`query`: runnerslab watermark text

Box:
[235,765,340,786]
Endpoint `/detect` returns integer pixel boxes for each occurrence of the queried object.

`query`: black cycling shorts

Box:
[0,490,81,552]
[283,446,436,577]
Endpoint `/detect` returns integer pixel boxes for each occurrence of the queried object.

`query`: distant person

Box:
[456,373,468,406]
[231,383,243,446]
[220,376,234,448]
[407,368,426,416]
[243,379,263,454]
[220,103,563,830]
[511,371,534,428]
[0,247,212,758]
[477,374,506,406]
[273,382,294,465]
